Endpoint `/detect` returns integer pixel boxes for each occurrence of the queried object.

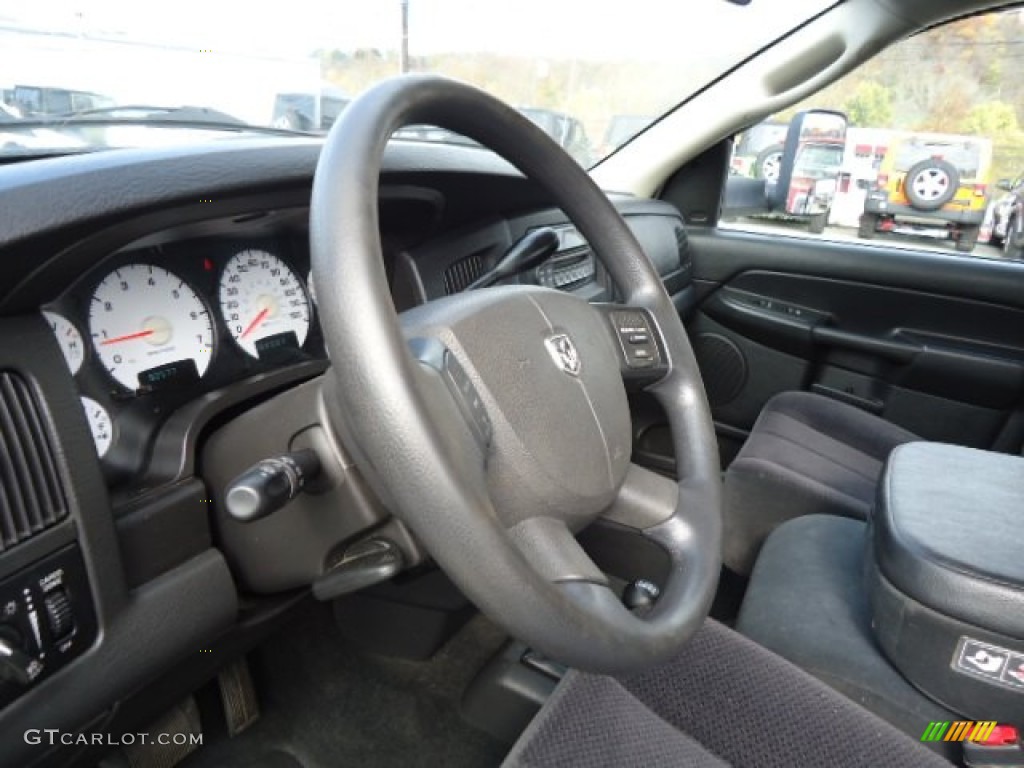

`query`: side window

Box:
[722,9,1024,261]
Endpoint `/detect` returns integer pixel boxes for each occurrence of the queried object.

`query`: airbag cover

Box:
[402,286,631,528]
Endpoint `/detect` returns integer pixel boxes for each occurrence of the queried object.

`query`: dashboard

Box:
[0,136,691,767]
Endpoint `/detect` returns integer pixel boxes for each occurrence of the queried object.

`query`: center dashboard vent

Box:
[443,253,485,295]
[0,372,67,553]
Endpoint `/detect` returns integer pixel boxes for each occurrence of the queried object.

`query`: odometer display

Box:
[219,250,310,359]
[89,264,214,391]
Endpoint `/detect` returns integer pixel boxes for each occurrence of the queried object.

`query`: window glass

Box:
[722,9,1024,262]
[892,140,983,178]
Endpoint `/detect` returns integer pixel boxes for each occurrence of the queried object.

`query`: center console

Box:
[868,442,1024,721]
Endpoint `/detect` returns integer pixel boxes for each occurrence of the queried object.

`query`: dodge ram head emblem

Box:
[544,333,581,377]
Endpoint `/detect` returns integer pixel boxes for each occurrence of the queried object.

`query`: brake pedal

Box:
[218,655,260,737]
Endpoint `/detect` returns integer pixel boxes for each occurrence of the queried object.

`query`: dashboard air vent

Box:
[444,253,485,295]
[0,372,67,553]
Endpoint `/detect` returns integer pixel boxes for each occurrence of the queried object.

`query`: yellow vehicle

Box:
[860,133,993,252]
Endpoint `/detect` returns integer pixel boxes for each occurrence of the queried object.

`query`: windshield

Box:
[0,0,832,163]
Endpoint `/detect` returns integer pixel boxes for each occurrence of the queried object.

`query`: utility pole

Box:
[400,0,409,73]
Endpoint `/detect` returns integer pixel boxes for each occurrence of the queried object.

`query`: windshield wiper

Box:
[3,105,315,137]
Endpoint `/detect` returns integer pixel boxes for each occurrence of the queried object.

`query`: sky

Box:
[0,0,830,61]
[0,0,831,129]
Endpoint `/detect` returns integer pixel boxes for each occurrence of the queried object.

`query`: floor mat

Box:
[181,598,509,768]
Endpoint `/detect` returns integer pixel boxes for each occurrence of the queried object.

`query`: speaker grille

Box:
[0,372,67,553]
[693,334,746,407]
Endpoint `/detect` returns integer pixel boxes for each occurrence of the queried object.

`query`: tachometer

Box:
[42,311,85,375]
[219,249,310,359]
[89,264,214,391]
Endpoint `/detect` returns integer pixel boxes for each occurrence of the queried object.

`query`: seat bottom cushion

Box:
[504,618,951,768]
[736,515,956,751]
[723,391,917,572]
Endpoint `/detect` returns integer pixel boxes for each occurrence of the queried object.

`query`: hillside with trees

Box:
[317,10,1024,176]
[787,11,1024,181]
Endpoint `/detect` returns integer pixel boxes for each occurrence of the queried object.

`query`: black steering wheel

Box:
[310,75,721,674]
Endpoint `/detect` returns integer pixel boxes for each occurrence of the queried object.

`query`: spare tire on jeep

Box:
[904,158,959,211]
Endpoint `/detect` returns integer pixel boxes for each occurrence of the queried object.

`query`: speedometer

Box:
[89,264,214,391]
[219,249,311,359]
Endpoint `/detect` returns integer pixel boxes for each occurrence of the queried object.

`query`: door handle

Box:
[811,326,919,363]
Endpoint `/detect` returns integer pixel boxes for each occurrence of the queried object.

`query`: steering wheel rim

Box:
[310,74,721,674]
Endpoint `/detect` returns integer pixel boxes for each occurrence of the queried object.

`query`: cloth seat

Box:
[735,514,957,755]
[503,616,952,767]
[722,391,918,573]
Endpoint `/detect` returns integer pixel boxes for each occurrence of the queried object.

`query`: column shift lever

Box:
[467,227,560,290]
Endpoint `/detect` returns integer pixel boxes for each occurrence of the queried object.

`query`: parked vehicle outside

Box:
[271,85,349,131]
[2,84,115,117]
[986,173,1024,256]
[598,114,654,158]
[784,141,846,232]
[732,120,789,179]
[733,111,847,234]
[517,107,593,166]
[0,102,87,151]
[860,133,993,252]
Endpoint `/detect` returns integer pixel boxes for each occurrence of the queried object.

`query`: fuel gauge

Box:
[80,396,113,458]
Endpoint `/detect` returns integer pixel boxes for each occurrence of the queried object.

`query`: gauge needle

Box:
[241,308,270,338]
[100,329,154,345]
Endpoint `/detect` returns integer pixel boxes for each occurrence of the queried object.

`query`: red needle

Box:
[100,329,154,345]
[241,308,269,338]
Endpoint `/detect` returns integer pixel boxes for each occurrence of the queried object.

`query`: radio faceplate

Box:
[534,226,596,290]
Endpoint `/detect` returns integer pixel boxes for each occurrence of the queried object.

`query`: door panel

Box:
[666,230,1024,465]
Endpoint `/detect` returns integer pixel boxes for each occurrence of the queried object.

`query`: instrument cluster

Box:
[41,235,325,481]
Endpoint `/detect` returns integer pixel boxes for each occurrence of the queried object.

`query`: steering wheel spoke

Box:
[601,463,679,532]
[507,516,609,586]
[595,304,671,388]
[406,336,494,452]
